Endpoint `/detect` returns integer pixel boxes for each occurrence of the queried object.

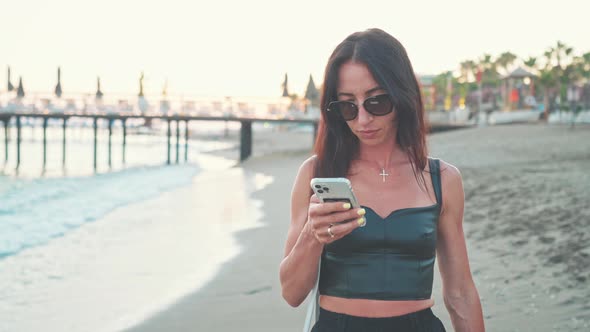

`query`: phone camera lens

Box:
[314,185,322,189]
[317,189,324,193]
[323,187,329,191]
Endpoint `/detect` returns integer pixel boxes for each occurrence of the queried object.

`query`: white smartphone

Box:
[310,177,361,210]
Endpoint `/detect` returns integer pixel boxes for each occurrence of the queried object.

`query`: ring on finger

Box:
[327,224,335,238]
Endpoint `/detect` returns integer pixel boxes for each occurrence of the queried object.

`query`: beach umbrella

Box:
[282,73,289,97]
[138,71,145,97]
[162,79,168,98]
[16,77,25,98]
[55,67,62,98]
[160,79,170,113]
[7,66,14,92]
[96,77,104,99]
[305,74,319,105]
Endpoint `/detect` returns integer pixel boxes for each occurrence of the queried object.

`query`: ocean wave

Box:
[0,165,199,258]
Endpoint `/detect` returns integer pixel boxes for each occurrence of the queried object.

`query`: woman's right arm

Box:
[279,157,323,307]
[279,157,364,307]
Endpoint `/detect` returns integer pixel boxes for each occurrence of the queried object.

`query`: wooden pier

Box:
[0,111,473,173]
[0,112,319,172]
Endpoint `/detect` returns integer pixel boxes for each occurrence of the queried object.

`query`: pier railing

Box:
[0,112,319,172]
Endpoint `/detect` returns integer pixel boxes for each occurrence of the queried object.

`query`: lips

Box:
[357,129,380,139]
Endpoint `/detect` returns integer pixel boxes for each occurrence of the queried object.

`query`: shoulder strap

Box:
[428,158,443,206]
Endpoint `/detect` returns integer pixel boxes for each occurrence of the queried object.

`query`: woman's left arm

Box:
[436,161,485,332]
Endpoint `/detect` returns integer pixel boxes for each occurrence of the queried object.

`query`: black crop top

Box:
[318,158,442,300]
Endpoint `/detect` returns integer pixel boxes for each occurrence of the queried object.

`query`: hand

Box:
[307,194,366,244]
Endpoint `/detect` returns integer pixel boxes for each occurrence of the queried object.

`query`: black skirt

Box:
[311,307,446,332]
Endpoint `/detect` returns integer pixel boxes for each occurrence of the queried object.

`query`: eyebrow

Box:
[337,86,384,97]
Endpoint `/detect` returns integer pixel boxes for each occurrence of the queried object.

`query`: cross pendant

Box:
[379,168,389,182]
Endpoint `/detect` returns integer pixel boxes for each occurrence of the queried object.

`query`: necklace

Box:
[358,158,392,182]
[379,168,389,182]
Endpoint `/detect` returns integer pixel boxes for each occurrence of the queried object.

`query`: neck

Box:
[357,140,402,169]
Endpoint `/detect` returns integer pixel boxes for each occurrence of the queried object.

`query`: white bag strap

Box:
[302,259,321,332]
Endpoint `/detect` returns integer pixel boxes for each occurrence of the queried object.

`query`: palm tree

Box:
[432,71,456,110]
[494,52,517,110]
[581,52,590,110]
[522,56,539,102]
[459,60,477,83]
[495,52,518,77]
[547,41,575,104]
[564,55,586,117]
[523,56,537,71]
[478,54,499,86]
[549,41,574,70]
[582,52,590,78]
[538,50,559,119]
[538,70,557,119]
[477,54,501,109]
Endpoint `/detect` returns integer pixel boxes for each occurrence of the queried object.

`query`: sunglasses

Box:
[327,94,393,121]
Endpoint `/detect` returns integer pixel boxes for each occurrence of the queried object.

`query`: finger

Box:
[329,216,366,239]
[310,194,320,204]
[309,201,355,218]
[312,207,366,227]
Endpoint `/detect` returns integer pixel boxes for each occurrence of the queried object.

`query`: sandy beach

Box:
[429,124,590,331]
[115,123,590,332]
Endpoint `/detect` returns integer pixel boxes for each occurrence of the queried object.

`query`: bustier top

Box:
[319,158,442,300]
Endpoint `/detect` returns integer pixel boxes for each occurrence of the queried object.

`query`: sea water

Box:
[0,122,272,332]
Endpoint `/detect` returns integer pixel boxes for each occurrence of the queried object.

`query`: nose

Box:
[356,102,373,125]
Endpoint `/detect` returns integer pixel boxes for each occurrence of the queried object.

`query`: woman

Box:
[279,28,485,331]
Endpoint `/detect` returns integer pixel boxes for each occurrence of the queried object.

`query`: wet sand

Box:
[124,124,590,332]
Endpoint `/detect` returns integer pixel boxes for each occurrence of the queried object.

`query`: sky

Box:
[1,0,589,99]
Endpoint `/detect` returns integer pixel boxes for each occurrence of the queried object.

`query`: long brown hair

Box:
[313,28,429,184]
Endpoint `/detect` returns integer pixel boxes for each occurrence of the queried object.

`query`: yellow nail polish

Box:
[357,217,366,227]
[342,203,351,209]
[357,208,366,216]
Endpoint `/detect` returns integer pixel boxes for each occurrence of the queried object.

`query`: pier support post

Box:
[42,117,48,169]
[240,120,252,161]
[166,119,171,165]
[3,119,8,164]
[16,116,21,169]
[62,117,67,167]
[108,118,113,168]
[175,119,180,164]
[184,120,189,162]
[122,118,127,165]
[93,117,98,172]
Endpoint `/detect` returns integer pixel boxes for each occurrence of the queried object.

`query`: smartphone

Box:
[310,177,361,210]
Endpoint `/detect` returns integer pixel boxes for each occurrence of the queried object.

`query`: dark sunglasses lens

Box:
[364,95,393,115]
[331,101,357,120]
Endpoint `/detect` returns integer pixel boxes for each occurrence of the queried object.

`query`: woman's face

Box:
[336,61,396,146]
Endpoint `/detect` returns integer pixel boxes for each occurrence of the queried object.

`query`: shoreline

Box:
[122,151,312,332]
[0,151,268,332]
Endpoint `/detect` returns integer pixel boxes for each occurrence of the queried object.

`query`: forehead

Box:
[336,61,381,95]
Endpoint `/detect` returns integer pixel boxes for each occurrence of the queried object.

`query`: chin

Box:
[358,136,386,146]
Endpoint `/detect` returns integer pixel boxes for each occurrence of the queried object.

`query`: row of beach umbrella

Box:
[5,66,105,100]
[6,67,320,105]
